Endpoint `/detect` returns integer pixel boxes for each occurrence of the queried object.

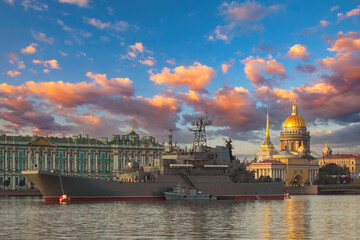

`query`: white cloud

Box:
[21,43,38,54]
[58,0,88,7]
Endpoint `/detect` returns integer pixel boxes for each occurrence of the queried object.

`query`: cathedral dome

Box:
[283,103,306,128]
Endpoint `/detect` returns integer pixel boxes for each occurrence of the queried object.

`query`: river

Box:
[0,195,358,239]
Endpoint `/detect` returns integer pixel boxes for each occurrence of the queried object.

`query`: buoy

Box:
[59,194,70,203]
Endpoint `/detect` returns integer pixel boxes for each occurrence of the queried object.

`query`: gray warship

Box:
[22,116,284,202]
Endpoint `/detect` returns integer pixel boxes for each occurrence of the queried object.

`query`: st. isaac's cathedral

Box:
[247,102,319,187]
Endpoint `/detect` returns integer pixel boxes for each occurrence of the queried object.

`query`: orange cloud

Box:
[85,72,134,96]
[288,44,309,60]
[320,52,360,81]
[8,53,25,69]
[338,5,360,20]
[180,86,262,131]
[327,31,360,53]
[33,59,61,69]
[7,70,21,77]
[139,57,154,66]
[241,55,286,86]
[21,43,38,54]
[320,20,330,27]
[149,62,216,92]
[222,58,235,73]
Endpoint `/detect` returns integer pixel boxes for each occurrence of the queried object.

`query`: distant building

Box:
[248,103,319,187]
[315,144,360,174]
[0,128,163,190]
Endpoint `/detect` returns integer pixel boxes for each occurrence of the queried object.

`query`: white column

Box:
[35,151,39,169]
[44,152,48,170]
[67,151,70,172]
[27,150,30,170]
[113,151,119,172]
[12,150,15,171]
[88,153,91,173]
[53,153,56,170]
[74,152,77,173]
[254,170,257,179]
[5,150,8,171]
[95,153,98,173]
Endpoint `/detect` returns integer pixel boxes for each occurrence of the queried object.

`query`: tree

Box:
[316,163,350,185]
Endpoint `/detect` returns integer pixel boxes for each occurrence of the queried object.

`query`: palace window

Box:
[0,160,3,170]
[84,161,87,172]
[56,160,59,170]
[62,161,66,171]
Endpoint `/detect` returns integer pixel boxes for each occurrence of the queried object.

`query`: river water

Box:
[0,195,359,239]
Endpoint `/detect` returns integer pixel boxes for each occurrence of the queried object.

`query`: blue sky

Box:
[1,0,360,156]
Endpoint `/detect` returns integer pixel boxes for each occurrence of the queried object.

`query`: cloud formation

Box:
[31,31,53,44]
[7,70,21,77]
[21,43,38,54]
[327,31,360,53]
[58,0,88,7]
[241,55,286,87]
[210,1,284,41]
[8,53,25,69]
[33,59,61,69]
[337,5,360,20]
[288,44,309,60]
[222,58,235,73]
[83,17,132,32]
[149,62,216,92]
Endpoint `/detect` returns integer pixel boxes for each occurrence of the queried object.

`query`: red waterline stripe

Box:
[44,196,166,202]
[44,195,284,202]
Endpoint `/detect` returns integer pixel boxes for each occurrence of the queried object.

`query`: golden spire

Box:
[291,100,298,115]
[265,106,270,139]
[131,126,134,131]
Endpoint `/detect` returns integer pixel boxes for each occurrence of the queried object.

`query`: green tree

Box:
[317,163,350,185]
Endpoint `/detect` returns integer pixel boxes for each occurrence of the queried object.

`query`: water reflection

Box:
[0,196,360,239]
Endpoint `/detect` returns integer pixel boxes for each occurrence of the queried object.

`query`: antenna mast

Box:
[189,112,212,152]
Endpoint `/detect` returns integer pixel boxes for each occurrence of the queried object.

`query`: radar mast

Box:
[189,112,212,152]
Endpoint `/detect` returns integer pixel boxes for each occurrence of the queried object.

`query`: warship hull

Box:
[22,170,285,202]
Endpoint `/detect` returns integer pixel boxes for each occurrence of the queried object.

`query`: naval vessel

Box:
[22,116,285,202]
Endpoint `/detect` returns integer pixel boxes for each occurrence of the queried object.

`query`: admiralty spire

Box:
[256,106,277,161]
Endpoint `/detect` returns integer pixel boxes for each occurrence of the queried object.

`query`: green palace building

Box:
[0,128,164,190]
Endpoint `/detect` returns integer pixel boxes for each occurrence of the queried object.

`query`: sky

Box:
[0,0,360,157]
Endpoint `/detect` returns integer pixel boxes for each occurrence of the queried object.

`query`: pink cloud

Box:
[83,17,110,29]
[31,31,53,44]
[7,70,21,77]
[288,44,309,60]
[179,86,262,132]
[212,1,283,42]
[58,0,88,7]
[327,31,360,53]
[221,1,283,21]
[337,5,360,20]
[320,20,330,27]
[32,59,61,69]
[8,53,25,69]
[241,55,286,87]
[149,62,216,92]
[21,43,38,54]
[139,57,155,66]
[222,58,235,73]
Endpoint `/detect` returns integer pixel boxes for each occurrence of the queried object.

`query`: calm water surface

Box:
[0,195,359,239]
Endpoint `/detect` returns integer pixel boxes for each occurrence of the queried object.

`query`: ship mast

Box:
[189,112,212,152]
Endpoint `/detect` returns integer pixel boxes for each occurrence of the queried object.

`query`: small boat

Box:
[59,194,71,203]
[284,193,291,199]
[165,186,216,200]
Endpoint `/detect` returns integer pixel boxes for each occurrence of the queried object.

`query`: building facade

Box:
[0,129,164,190]
[248,103,319,186]
[280,102,311,156]
[315,144,360,174]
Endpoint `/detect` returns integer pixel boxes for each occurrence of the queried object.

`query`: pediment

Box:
[29,137,55,147]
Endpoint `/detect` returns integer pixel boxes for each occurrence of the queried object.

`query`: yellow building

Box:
[248,103,319,186]
[315,144,360,174]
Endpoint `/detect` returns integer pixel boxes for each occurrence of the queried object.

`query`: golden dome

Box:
[283,102,306,128]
